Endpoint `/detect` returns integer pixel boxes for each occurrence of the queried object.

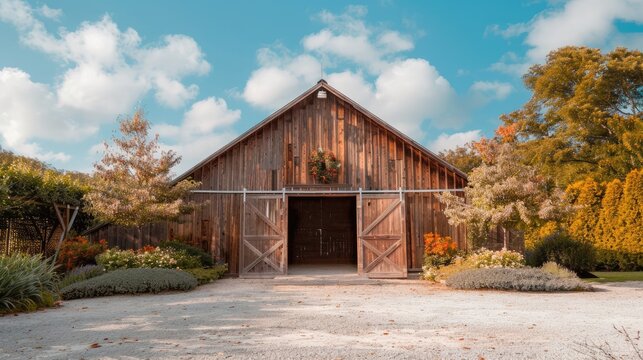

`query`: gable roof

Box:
[174,80,467,182]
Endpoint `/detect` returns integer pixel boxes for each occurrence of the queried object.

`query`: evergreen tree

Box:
[615,169,643,255]
[596,179,623,251]
[566,178,604,244]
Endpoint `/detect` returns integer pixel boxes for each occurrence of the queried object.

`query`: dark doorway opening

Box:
[288,197,357,265]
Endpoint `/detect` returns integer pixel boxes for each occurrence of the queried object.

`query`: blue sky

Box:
[1,0,642,174]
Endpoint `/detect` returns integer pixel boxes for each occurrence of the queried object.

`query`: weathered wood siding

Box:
[87,222,168,249]
[163,90,467,274]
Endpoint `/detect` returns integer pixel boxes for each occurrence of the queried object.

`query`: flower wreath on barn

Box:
[308,147,341,184]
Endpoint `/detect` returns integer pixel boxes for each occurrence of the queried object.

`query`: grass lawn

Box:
[586,271,643,282]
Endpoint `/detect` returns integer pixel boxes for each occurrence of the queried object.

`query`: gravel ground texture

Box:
[1,274,642,360]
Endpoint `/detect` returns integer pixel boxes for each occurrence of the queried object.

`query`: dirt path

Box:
[1,277,641,359]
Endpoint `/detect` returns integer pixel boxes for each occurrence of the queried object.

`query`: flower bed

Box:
[96,246,201,270]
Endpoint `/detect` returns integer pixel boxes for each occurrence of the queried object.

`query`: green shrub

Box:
[595,249,643,271]
[526,233,596,276]
[446,267,591,291]
[159,240,213,267]
[60,268,198,300]
[184,264,228,285]
[423,254,454,269]
[0,254,59,312]
[57,265,106,289]
[541,261,577,279]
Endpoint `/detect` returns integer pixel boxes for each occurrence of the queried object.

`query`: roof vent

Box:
[317,90,327,99]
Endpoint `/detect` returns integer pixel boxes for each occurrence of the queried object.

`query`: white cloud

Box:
[428,130,482,153]
[243,51,320,109]
[484,23,530,39]
[242,7,474,137]
[154,97,241,172]
[0,67,82,162]
[0,0,212,165]
[302,7,414,74]
[489,0,643,75]
[88,142,105,155]
[469,81,513,105]
[377,31,414,53]
[38,5,62,20]
[326,59,464,135]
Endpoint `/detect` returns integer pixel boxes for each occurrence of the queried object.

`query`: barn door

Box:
[358,194,407,278]
[240,195,286,278]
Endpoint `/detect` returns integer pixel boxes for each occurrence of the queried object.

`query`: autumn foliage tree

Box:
[438,144,481,175]
[84,110,199,243]
[502,46,642,186]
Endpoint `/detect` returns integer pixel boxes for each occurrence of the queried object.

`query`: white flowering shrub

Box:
[96,249,137,270]
[420,265,440,281]
[137,248,177,268]
[468,248,525,269]
[96,247,201,271]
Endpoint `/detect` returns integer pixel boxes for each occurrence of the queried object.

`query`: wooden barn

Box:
[88,80,480,278]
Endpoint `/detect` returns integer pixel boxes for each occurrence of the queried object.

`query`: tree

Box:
[566,178,604,244]
[502,46,643,186]
[84,110,199,243]
[564,170,642,270]
[596,179,623,251]
[436,142,568,249]
[0,150,90,250]
[439,145,481,175]
[615,169,642,255]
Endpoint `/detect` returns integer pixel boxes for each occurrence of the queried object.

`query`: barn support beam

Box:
[192,188,464,195]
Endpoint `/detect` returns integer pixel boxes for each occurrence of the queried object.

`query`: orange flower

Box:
[139,245,157,253]
[423,232,457,257]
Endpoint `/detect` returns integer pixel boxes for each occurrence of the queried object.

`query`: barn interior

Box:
[287,196,357,273]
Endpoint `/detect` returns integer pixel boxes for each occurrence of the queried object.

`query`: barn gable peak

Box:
[174,80,466,182]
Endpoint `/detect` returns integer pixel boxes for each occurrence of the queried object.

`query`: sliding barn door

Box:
[358,194,407,278]
[240,195,286,278]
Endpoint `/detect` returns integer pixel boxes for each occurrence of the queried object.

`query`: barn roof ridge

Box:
[173,80,466,182]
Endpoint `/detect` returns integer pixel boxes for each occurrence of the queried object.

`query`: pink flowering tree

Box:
[436,143,569,249]
[84,110,199,243]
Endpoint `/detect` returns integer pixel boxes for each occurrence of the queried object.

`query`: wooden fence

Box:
[85,222,169,250]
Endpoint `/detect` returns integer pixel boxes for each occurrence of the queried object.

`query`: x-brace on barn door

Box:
[240,195,286,278]
[357,194,407,278]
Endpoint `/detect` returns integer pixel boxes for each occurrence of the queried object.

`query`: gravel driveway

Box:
[1,275,642,359]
